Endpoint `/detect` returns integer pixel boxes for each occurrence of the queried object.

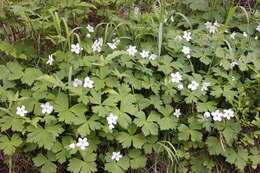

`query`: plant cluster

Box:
[0,0,259,172]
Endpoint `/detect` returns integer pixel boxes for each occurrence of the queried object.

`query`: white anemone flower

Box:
[173,109,181,118]
[40,102,54,114]
[256,25,260,32]
[83,77,94,88]
[177,84,184,90]
[69,143,76,149]
[204,112,211,118]
[201,82,211,91]
[107,113,118,130]
[149,54,157,60]
[182,46,190,55]
[230,32,236,39]
[127,45,137,56]
[76,137,89,150]
[140,50,150,58]
[188,81,199,91]
[71,43,83,54]
[47,55,54,65]
[111,152,123,161]
[73,79,83,87]
[223,109,234,120]
[16,105,28,117]
[170,72,182,83]
[183,31,192,41]
[92,38,103,52]
[86,25,94,33]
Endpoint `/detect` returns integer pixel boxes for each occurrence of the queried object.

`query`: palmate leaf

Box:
[33,154,57,173]
[206,136,225,155]
[77,116,101,136]
[0,134,22,155]
[68,152,97,173]
[225,148,249,171]
[105,156,130,173]
[21,68,43,86]
[134,112,160,136]
[128,150,147,169]
[0,116,24,132]
[117,132,146,148]
[178,123,202,142]
[27,124,64,150]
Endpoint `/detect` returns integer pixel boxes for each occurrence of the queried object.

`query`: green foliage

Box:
[0,0,259,173]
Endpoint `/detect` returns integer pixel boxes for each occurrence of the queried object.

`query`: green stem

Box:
[9,156,12,173]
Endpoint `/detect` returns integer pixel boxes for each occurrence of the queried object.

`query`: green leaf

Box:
[77,116,101,136]
[117,132,146,149]
[158,116,178,130]
[0,116,24,132]
[21,68,43,86]
[68,153,97,173]
[206,136,225,155]
[33,154,57,173]
[0,134,22,155]
[0,41,27,59]
[27,124,64,150]
[196,101,217,112]
[105,156,130,173]
[225,148,248,171]
[128,150,147,169]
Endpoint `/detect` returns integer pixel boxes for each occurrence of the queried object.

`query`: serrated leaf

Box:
[0,134,22,155]
[21,68,43,86]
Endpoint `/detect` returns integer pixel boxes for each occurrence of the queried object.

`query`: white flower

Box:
[170,16,174,22]
[140,50,149,58]
[107,42,117,49]
[112,38,120,44]
[69,143,76,149]
[92,38,103,52]
[201,82,210,91]
[127,45,137,56]
[223,109,234,120]
[46,55,54,65]
[177,84,184,90]
[173,109,181,118]
[76,137,89,150]
[204,21,211,28]
[256,25,260,32]
[86,33,91,38]
[182,46,190,55]
[186,55,191,59]
[214,21,220,27]
[111,152,123,161]
[133,7,140,15]
[183,31,192,41]
[83,77,94,88]
[174,36,183,41]
[170,72,182,83]
[211,110,222,121]
[205,21,220,34]
[255,36,258,40]
[188,80,199,91]
[107,113,118,129]
[86,25,94,33]
[40,102,54,114]
[243,32,248,38]
[230,61,238,68]
[204,112,211,118]
[71,43,83,54]
[73,79,83,87]
[230,32,236,39]
[16,105,28,117]
[149,54,157,60]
